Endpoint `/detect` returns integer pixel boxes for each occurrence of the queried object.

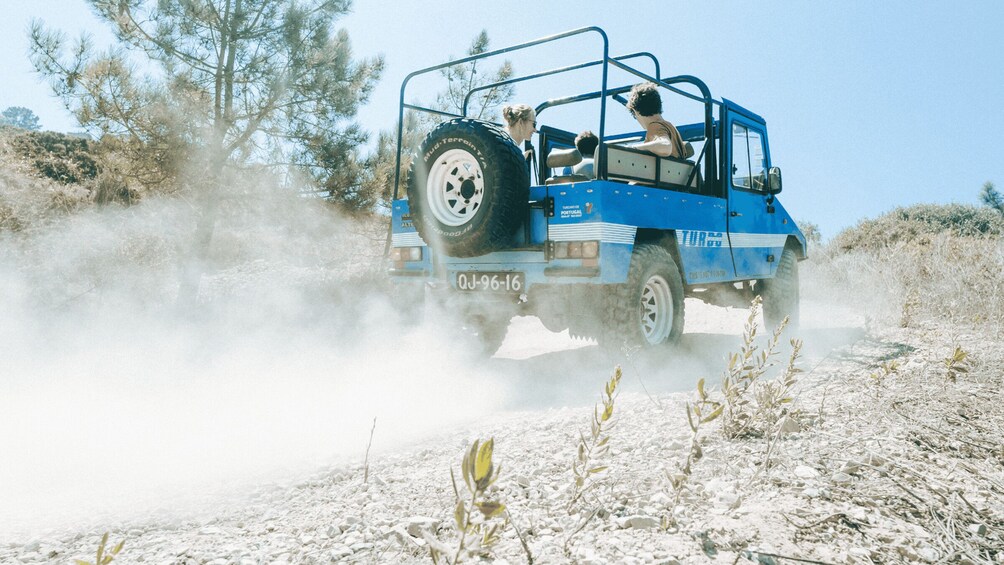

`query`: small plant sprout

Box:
[569,366,622,510]
[427,438,508,564]
[944,346,970,382]
[75,532,124,565]
[662,377,723,530]
[720,296,800,439]
[753,337,803,431]
[869,360,900,388]
[363,416,376,484]
[682,378,724,476]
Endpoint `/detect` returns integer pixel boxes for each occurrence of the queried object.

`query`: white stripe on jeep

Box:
[392,232,427,247]
[728,233,789,248]
[550,222,637,245]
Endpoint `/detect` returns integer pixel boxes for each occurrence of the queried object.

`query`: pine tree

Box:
[0,107,42,131]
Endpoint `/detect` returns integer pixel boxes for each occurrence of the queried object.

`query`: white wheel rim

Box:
[426,148,485,227]
[640,274,673,344]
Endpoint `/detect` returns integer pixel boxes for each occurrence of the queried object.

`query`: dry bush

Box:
[7,130,100,185]
[809,235,1004,334]
[832,203,1004,252]
[0,135,92,233]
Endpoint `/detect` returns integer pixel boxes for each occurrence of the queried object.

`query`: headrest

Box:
[546,147,582,168]
[683,141,695,159]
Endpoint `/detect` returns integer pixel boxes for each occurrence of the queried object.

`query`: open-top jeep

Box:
[388,27,805,351]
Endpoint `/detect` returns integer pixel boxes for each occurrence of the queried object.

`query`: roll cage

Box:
[392,25,726,200]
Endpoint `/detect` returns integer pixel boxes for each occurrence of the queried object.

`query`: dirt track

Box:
[5,297,1000,564]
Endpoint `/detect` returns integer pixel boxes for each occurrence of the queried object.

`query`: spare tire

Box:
[407,118,529,257]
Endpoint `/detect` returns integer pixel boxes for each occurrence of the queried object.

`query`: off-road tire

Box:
[407,118,529,257]
[759,246,800,333]
[600,244,685,348]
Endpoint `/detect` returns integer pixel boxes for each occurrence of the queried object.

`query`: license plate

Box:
[456,271,524,292]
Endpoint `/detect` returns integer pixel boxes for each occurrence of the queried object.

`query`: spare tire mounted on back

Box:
[407,118,529,257]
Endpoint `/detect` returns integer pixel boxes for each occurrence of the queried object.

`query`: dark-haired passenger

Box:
[572,130,598,178]
[625,82,687,159]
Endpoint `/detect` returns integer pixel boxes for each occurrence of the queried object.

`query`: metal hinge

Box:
[767,254,775,263]
[531,197,555,217]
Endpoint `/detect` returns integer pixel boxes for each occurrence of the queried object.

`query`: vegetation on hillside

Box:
[811,191,1004,335]
[831,202,1004,252]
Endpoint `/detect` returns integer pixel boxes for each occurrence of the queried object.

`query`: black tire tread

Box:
[599,244,685,348]
[406,119,528,257]
[760,247,800,332]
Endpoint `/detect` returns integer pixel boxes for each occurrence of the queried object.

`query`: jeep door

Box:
[725,116,784,278]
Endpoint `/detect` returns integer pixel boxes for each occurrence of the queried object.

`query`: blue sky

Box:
[3,0,1002,239]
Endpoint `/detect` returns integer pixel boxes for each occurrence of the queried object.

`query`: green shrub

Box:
[832,203,1004,252]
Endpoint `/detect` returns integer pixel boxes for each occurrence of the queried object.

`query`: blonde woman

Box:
[501,103,537,148]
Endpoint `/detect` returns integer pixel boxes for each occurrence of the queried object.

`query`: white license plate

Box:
[456,271,524,292]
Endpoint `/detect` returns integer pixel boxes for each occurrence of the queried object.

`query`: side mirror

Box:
[768,166,783,194]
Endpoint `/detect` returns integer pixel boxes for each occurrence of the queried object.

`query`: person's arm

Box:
[632,137,674,157]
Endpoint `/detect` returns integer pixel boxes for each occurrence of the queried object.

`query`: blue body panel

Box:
[389,176,805,291]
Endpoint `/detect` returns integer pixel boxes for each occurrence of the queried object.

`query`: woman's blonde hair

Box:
[501,104,535,127]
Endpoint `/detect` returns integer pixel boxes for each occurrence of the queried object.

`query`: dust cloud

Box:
[0,185,866,539]
[0,187,506,539]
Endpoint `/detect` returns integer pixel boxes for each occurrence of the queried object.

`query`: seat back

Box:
[604,144,697,189]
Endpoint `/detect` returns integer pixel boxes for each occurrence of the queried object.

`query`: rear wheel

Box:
[759,247,800,333]
[601,244,685,348]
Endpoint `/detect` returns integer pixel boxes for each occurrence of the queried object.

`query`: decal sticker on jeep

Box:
[559,204,582,219]
[679,230,726,248]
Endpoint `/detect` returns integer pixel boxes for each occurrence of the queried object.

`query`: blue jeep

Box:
[388,27,805,351]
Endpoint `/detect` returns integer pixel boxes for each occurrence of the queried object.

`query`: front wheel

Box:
[601,244,685,348]
[759,247,800,333]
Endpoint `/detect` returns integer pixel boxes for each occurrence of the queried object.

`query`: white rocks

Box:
[917,545,939,562]
[666,440,687,451]
[404,516,440,537]
[967,523,988,536]
[616,515,659,529]
[778,415,801,434]
[839,460,861,475]
[794,465,819,479]
[329,545,352,560]
[830,472,853,485]
[716,492,741,510]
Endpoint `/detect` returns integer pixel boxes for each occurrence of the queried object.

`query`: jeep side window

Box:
[731,123,751,189]
[731,124,768,191]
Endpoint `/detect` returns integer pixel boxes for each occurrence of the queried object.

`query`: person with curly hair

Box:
[572,130,599,177]
[625,82,687,159]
